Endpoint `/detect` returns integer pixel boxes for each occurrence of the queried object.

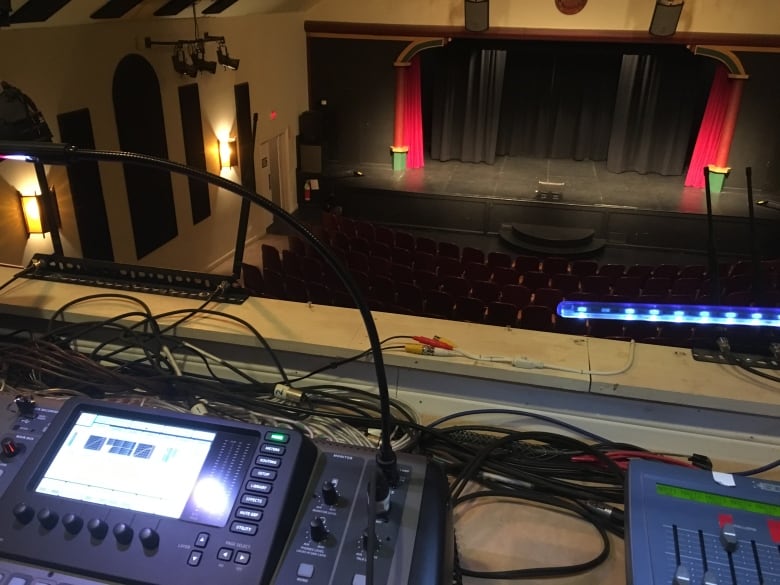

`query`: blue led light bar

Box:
[557,301,780,328]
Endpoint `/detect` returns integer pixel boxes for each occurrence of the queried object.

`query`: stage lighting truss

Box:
[146,33,238,77]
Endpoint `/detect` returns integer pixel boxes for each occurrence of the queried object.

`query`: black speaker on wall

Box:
[465,0,489,32]
[299,110,324,144]
[649,0,684,37]
[298,144,323,174]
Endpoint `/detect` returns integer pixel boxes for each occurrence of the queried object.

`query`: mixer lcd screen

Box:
[35,409,254,526]
[657,483,780,516]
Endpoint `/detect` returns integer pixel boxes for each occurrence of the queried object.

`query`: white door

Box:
[257,131,294,213]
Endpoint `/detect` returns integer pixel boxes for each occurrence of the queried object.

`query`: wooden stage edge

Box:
[316,184,780,258]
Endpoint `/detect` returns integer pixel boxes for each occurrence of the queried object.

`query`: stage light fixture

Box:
[216,41,240,71]
[191,41,217,74]
[146,13,238,78]
[171,44,197,78]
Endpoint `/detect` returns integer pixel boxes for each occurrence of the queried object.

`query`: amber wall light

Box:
[219,137,237,169]
[18,191,45,237]
[17,188,58,238]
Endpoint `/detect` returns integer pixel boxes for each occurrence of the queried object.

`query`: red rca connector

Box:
[433,335,456,348]
[412,336,454,350]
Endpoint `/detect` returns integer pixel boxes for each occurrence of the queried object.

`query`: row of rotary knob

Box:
[307,476,391,546]
[12,503,160,549]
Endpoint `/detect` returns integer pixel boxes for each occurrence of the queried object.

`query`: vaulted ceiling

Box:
[1,0,317,28]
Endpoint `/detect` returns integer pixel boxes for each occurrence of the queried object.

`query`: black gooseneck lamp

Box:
[0,140,400,487]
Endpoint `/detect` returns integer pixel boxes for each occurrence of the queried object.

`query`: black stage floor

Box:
[311,156,780,263]
[330,156,778,219]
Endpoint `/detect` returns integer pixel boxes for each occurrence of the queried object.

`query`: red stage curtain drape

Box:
[684,65,730,188]
[402,56,425,169]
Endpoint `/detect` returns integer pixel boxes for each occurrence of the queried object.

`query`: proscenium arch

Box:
[689,45,749,79]
[394,37,449,66]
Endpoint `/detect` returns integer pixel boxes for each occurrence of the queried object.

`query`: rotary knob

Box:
[1,437,20,458]
[322,480,339,506]
[139,527,160,550]
[62,513,84,535]
[12,503,35,525]
[309,516,328,542]
[87,518,109,540]
[113,522,134,545]
[37,508,59,530]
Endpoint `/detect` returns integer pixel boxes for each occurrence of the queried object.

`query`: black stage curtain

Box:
[430,44,506,164]
[496,46,620,161]
[428,42,711,175]
[607,52,707,175]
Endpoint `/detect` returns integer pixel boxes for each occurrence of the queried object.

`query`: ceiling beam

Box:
[9,0,72,23]
[202,0,239,15]
[90,0,144,19]
[153,0,196,17]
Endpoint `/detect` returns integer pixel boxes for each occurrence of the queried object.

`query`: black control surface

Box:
[0,395,452,585]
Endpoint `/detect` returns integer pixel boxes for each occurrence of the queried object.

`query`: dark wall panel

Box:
[56,108,114,261]
[729,53,780,193]
[112,54,177,259]
[177,83,210,224]
[308,38,407,164]
[234,82,254,188]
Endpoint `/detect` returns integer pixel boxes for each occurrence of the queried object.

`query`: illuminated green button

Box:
[265,431,289,444]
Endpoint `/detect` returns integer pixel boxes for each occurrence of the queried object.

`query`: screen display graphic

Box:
[657,483,780,517]
[35,410,249,526]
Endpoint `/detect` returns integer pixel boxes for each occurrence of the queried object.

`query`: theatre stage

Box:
[308,156,780,258]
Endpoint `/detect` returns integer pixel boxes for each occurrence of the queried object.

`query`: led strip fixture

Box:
[557,301,780,328]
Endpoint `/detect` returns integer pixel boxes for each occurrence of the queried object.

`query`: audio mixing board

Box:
[0,394,452,585]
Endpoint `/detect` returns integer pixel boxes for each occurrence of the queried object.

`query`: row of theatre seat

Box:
[239,223,780,343]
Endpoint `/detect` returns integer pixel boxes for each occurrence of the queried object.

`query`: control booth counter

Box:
[0,265,779,585]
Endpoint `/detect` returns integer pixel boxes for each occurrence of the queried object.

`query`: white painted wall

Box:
[305,0,779,35]
[0,11,308,271]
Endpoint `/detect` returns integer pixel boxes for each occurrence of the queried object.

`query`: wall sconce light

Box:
[219,138,238,169]
[17,187,60,238]
[18,191,46,237]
